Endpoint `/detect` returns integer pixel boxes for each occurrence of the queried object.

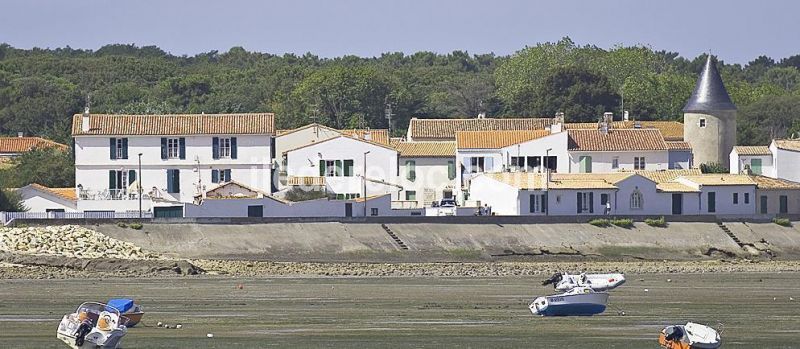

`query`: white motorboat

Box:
[659,322,721,349]
[529,286,609,316]
[542,272,626,292]
[57,302,128,349]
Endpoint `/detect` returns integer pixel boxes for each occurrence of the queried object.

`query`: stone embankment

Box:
[0,225,158,259]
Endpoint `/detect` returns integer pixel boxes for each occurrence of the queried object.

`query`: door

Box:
[760,196,768,214]
[247,205,263,218]
[779,195,788,214]
[707,192,716,213]
[46,208,66,219]
[154,206,183,218]
[672,194,683,215]
[750,159,762,175]
[345,203,353,217]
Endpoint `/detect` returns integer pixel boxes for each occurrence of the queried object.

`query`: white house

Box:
[284,135,400,200]
[16,183,78,214]
[71,111,275,216]
[567,128,675,173]
[394,141,457,208]
[770,139,800,183]
[730,146,774,176]
[674,174,756,216]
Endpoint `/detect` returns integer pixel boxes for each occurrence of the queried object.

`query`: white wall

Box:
[697,185,756,215]
[286,137,399,198]
[466,175,521,215]
[611,175,670,215]
[397,156,456,207]
[568,151,669,173]
[499,132,570,174]
[276,126,342,166]
[74,134,274,203]
[773,144,800,182]
[17,188,77,213]
[730,152,773,176]
[185,195,393,218]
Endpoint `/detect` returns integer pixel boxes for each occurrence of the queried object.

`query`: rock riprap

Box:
[0,225,158,259]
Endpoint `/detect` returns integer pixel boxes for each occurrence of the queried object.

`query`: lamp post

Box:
[138,153,143,219]
[363,151,370,217]
[545,148,552,216]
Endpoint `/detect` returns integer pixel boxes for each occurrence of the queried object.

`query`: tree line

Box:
[1,37,800,145]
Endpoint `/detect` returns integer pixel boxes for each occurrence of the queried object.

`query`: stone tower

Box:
[683,55,737,169]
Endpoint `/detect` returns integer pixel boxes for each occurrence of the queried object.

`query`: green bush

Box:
[284,187,328,202]
[116,222,128,228]
[589,218,611,227]
[129,223,143,230]
[644,216,667,228]
[773,217,792,227]
[611,218,634,228]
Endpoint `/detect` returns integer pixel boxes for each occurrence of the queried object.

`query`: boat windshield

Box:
[76,302,121,317]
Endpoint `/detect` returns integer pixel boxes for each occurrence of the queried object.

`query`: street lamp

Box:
[545,148,552,216]
[363,151,370,217]
[138,153,143,218]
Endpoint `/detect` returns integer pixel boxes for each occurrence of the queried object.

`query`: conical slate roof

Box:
[683,56,736,112]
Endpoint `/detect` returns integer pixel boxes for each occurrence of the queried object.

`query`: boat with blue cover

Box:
[528,286,609,316]
[106,298,144,327]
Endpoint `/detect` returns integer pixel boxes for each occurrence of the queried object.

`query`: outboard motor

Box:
[541,273,563,287]
[664,326,684,341]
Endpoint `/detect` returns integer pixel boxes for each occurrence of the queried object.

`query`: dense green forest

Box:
[1,37,800,145]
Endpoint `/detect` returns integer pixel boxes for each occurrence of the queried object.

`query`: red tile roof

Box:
[0,137,68,153]
[71,113,275,136]
[568,129,667,151]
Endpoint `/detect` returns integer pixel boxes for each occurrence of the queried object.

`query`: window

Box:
[544,156,557,173]
[212,169,231,183]
[371,208,379,216]
[447,161,456,180]
[325,160,336,177]
[577,192,593,213]
[708,192,716,213]
[511,157,523,171]
[529,156,541,172]
[744,193,750,204]
[167,169,181,193]
[780,195,788,214]
[529,194,547,213]
[406,160,416,181]
[733,193,739,205]
[634,157,646,170]
[579,156,592,173]
[630,189,643,209]
[108,169,134,198]
[600,193,609,206]
[218,137,232,158]
[611,157,619,170]
[750,158,763,175]
[699,118,706,128]
[343,160,354,177]
[167,138,180,159]
[760,195,768,214]
[405,191,417,201]
[110,138,128,160]
[470,157,485,173]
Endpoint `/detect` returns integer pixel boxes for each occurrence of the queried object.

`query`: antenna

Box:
[311,103,320,137]
[384,97,395,135]
[86,93,92,112]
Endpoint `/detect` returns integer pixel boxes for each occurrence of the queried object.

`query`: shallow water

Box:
[0,273,798,348]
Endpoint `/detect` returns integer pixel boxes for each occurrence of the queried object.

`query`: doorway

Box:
[345,203,353,217]
[672,193,683,215]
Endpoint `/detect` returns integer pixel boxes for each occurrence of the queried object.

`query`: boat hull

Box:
[529,292,609,316]
[122,312,144,327]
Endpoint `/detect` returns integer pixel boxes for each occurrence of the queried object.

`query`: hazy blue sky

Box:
[1,0,797,64]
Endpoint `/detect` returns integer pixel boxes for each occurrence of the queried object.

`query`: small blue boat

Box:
[529,286,608,316]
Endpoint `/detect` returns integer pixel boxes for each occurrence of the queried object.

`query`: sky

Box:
[0,0,798,64]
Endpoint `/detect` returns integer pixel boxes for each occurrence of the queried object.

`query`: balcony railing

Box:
[2,211,152,226]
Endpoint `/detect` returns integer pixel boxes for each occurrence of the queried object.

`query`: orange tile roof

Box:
[483,172,619,190]
[679,174,756,186]
[389,137,404,147]
[71,113,275,136]
[568,129,667,151]
[563,121,684,141]
[0,137,68,153]
[656,182,701,193]
[28,183,77,201]
[634,169,702,183]
[283,134,397,154]
[395,141,456,157]
[409,117,553,140]
[287,176,326,186]
[734,146,771,155]
[340,129,390,145]
[665,141,692,151]
[750,175,800,190]
[456,130,549,149]
[774,139,800,152]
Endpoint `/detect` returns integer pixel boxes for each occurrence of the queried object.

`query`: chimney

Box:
[81,107,91,132]
[623,110,630,122]
[599,112,613,135]
[477,112,486,119]
[17,132,23,138]
[603,112,614,124]
[550,112,565,134]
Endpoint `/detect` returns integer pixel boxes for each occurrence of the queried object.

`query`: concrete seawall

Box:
[94,221,800,262]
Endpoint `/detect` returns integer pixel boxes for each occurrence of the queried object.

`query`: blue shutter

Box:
[128,170,136,185]
[109,170,116,190]
[211,169,219,183]
[179,137,186,159]
[589,192,594,213]
[230,137,238,159]
[225,169,231,182]
[121,138,128,159]
[160,138,168,160]
[167,170,174,193]
[109,138,117,160]
[541,194,547,213]
[173,170,180,193]
[212,137,219,159]
[577,192,582,213]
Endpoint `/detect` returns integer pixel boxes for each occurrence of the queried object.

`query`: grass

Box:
[116,222,128,228]
[773,217,792,227]
[644,216,667,228]
[129,223,143,230]
[588,218,611,227]
[611,218,634,228]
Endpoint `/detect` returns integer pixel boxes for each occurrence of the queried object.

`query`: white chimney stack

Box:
[477,112,486,119]
[623,110,630,122]
[81,107,90,132]
[17,132,23,138]
[550,112,565,134]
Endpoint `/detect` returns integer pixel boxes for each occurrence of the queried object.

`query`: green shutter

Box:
[212,169,219,183]
[406,160,416,181]
[121,138,128,159]
[344,160,354,177]
[541,194,547,213]
[109,138,117,160]
[319,160,326,176]
[167,170,174,193]
[230,137,238,159]
[128,170,136,185]
[173,170,180,193]
[109,170,116,190]
[529,194,536,213]
[335,160,343,177]
[179,137,186,159]
[448,160,456,180]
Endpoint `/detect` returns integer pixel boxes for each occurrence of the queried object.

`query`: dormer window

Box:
[699,118,706,128]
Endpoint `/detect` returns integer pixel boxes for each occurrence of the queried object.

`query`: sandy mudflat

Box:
[1,273,798,348]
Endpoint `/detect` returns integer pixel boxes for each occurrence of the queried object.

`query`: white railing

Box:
[1,211,152,226]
